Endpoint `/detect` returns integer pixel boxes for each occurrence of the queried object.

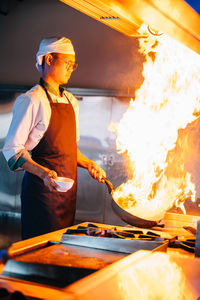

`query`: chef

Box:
[3,36,106,240]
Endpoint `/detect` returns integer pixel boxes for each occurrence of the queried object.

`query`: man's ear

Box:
[45,53,54,66]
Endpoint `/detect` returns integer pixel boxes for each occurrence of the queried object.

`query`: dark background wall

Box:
[0,0,144,90]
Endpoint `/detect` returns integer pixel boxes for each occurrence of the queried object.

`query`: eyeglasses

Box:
[57,57,78,72]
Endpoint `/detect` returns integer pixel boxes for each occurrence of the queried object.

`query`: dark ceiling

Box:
[0,0,144,90]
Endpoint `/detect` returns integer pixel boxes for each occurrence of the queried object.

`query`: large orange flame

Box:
[110,24,200,221]
[117,252,194,300]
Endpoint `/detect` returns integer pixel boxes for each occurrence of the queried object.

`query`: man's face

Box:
[49,53,76,85]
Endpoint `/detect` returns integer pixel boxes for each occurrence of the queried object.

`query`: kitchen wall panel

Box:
[0,92,131,226]
[1,90,199,226]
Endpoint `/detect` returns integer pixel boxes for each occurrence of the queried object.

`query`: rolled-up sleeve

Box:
[2,95,36,170]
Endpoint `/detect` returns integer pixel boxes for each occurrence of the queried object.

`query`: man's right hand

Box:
[42,169,59,191]
[21,159,59,191]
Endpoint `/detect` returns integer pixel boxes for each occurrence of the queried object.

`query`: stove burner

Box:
[64,223,164,240]
[64,223,196,253]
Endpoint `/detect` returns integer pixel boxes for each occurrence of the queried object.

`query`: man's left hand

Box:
[88,161,106,183]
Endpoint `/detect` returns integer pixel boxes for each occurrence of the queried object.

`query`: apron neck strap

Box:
[39,78,54,104]
[39,78,71,104]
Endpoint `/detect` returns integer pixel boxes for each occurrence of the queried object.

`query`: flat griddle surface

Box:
[11,243,127,270]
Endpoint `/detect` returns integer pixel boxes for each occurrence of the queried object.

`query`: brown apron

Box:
[21,83,77,239]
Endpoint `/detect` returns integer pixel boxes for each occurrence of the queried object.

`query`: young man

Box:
[3,37,106,239]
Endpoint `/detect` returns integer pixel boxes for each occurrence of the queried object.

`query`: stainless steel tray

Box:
[61,234,169,254]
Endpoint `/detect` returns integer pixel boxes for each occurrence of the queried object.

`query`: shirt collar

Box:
[39,78,64,96]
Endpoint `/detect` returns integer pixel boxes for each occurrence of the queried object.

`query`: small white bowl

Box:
[54,177,74,192]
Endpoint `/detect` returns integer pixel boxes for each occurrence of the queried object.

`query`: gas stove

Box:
[0,218,199,300]
[62,222,196,254]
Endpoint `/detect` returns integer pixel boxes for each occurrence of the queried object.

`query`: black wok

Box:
[103,177,160,228]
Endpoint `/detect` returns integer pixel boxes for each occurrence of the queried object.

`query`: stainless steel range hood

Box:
[59,0,200,55]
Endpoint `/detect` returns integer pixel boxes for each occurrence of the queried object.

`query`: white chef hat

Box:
[36,36,75,73]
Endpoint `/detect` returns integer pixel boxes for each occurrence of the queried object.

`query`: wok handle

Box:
[103,177,114,194]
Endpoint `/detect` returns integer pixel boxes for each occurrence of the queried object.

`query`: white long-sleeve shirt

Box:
[2,84,79,170]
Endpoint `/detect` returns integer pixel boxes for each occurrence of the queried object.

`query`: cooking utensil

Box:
[112,199,159,228]
[103,177,160,228]
[103,177,114,194]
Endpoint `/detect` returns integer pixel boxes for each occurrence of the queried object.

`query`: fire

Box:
[117,252,195,300]
[110,24,200,221]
